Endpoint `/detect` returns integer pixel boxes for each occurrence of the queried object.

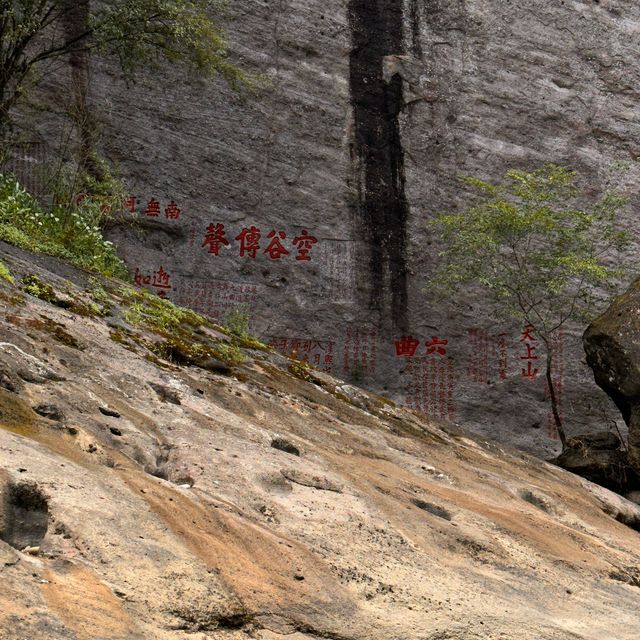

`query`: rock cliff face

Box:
[584,277,640,472]
[6,0,640,457]
[2,241,640,639]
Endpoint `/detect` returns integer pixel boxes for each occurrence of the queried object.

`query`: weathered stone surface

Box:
[6,1,640,460]
[1,247,640,638]
[584,277,640,471]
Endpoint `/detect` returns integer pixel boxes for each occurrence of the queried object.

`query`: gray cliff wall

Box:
[9,0,640,457]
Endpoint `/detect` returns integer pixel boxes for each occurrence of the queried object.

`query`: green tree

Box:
[429,163,631,449]
[0,0,247,132]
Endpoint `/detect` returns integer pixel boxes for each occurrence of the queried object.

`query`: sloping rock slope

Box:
[1,241,640,640]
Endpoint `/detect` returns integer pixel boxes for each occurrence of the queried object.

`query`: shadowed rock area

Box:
[0,480,49,550]
[584,277,640,476]
[1,241,640,639]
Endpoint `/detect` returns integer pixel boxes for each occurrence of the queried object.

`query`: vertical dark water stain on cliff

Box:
[348,0,410,332]
[409,0,424,57]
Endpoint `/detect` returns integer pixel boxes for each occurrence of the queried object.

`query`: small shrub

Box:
[222,306,268,350]
[88,278,109,303]
[223,306,250,339]
[429,163,632,449]
[214,341,245,364]
[0,173,127,278]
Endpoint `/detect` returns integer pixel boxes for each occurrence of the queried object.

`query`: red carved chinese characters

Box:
[466,329,492,383]
[264,230,290,260]
[195,224,320,261]
[202,223,230,256]
[124,195,137,214]
[293,230,318,261]
[134,268,151,287]
[125,196,183,221]
[164,200,181,220]
[406,355,456,421]
[395,336,420,357]
[269,337,335,374]
[402,332,455,420]
[153,266,171,291]
[343,326,378,378]
[425,336,448,357]
[134,266,172,298]
[172,278,261,321]
[520,324,539,380]
[145,198,160,217]
[465,329,511,383]
[236,226,261,258]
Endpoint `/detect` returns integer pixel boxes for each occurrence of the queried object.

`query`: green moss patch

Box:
[0,259,14,284]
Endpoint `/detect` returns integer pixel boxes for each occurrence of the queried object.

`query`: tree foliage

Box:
[0,0,247,129]
[429,163,632,447]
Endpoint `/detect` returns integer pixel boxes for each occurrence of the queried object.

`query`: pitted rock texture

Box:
[6,1,640,460]
[1,244,640,638]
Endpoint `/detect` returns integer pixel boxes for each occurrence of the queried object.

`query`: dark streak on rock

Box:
[348,0,410,332]
[411,498,452,521]
[409,0,423,57]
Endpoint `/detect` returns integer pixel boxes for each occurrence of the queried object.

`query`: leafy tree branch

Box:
[0,0,249,132]
[428,163,633,449]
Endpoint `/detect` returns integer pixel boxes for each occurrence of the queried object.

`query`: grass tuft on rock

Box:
[0,258,14,283]
[0,173,127,278]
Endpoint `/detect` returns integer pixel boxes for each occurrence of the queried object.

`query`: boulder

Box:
[565,431,622,451]
[583,277,640,472]
[554,447,632,493]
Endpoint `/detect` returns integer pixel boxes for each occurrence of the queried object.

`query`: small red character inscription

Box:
[145,198,160,217]
[152,266,171,290]
[236,226,261,258]
[202,223,230,256]
[395,336,420,357]
[293,230,318,261]
[134,268,151,286]
[425,336,448,356]
[164,200,181,220]
[124,195,137,214]
[264,230,289,260]
[522,361,539,380]
[520,324,536,343]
